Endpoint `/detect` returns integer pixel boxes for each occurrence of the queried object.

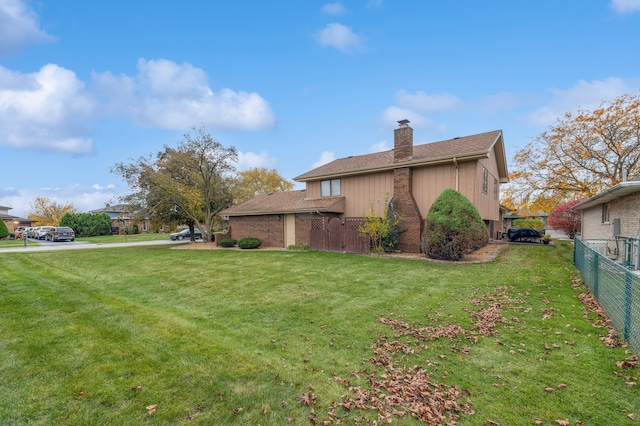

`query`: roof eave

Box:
[573,181,640,210]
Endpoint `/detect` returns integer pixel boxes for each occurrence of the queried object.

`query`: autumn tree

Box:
[503,93,640,213]
[27,197,76,226]
[232,167,294,204]
[547,200,582,239]
[112,126,237,242]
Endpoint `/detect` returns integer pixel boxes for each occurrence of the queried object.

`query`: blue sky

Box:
[2,0,640,218]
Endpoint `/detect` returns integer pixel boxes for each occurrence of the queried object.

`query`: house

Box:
[502,209,548,230]
[219,120,509,253]
[89,204,151,234]
[0,205,36,234]
[572,178,640,240]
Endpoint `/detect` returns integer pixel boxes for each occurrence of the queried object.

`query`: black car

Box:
[507,227,543,242]
[169,229,203,241]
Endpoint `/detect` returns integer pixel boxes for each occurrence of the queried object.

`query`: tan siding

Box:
[342,172,394,217]
[304,155,502,222]
[306,181,320,198]
[412,164,456,219]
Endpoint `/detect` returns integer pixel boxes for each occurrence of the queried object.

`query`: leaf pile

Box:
[309,287,527,425]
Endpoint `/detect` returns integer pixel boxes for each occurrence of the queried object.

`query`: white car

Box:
[37,226,55,240]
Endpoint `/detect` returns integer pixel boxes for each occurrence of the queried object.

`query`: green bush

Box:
[132,224,139,234]
[60,212,112,237]
[0,220,9,239]
[421,189,489,261]
[513,219,545,230]
[238,237,262,249]
[219,238,237,248]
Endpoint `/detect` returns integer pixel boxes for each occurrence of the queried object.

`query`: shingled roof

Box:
[219,190,344,216]
[294,130,508,182]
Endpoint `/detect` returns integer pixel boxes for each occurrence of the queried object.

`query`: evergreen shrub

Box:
[219,238,237,248]
[421,189,489,261]
[238,237,262,249]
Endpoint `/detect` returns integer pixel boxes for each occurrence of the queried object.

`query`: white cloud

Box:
[370,140,390,152]
[0,0,54,56]
[379,90,465,131]
[528,77,639,126]
[316,23,365,53]
[312,151,336,169]
[235,151,276,171]
[93,58,276,131]
[379,106,434,130]
[610,0,640,13]
[0,183,121,218]
[0,64,95,153]
[321,2,345,15]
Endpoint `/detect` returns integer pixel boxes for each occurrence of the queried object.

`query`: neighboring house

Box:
[220,120,509,253]
[502,209,548,230]
[0,205,36,234]
[572,178,640,240]
[89,204,151,234]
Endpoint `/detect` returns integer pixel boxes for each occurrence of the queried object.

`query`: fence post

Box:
[624,270,633,342]
[593,252,599,299]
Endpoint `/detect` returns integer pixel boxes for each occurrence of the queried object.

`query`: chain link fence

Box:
[574,237,640,355]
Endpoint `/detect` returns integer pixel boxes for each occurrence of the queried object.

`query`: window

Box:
[602,203,611,223]
[493,178,498,200]
[482,167,489,194]
[321,179,341,197]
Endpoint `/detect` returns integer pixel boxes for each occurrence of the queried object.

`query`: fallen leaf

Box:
[544,387,555,393]
[557,383,567,389]
[77,391,86,397]
[146,404,157,415]
[131,385,143,391]
[232,407,243,414]
[534,420,543,425]
[628,413,636,420]
[186,412,200,420]
[626,381,637,386]
[556,420,569,426]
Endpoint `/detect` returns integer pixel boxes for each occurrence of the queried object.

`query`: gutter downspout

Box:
[453,157,459,191]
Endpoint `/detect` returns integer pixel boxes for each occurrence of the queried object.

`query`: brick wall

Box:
[393,167,423,253]
[227,215,284,247]
[580,192,640,239]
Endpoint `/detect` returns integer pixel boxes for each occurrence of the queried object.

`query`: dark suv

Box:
[46,227,76,242]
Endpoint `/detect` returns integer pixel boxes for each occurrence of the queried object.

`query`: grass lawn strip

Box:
[1,242,639,424]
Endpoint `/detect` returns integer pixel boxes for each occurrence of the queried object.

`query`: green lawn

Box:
[0,239,34,248]
[77,233,170,244]
[0,242,638,425]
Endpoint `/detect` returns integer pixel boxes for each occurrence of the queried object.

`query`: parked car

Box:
[507,227,544,242]
[36,226,55,240]
[45,226,75,242]
[25,227,37,239]
[169,228,203,241]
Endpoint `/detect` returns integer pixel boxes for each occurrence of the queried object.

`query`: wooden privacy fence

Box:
[310,217,370,254]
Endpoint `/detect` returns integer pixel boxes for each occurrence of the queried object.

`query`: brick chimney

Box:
[394,119,413,162]
[391,120,423,252]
